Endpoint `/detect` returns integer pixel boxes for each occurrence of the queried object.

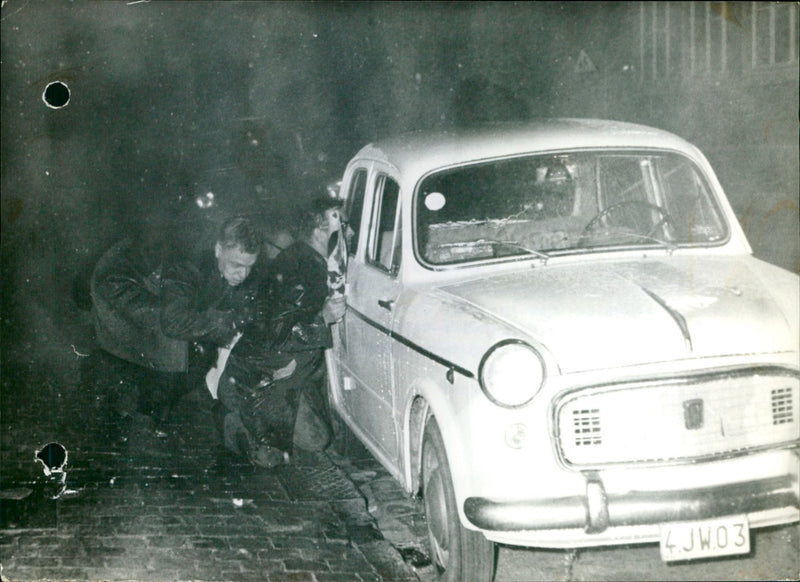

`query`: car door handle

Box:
[378,299,395,310]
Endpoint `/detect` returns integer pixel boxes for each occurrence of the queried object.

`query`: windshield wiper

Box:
[481,240,550,264]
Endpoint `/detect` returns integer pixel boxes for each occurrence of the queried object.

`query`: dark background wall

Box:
[1,1,797,378]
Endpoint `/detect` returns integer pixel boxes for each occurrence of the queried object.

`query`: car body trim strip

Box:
[347,306,475,379]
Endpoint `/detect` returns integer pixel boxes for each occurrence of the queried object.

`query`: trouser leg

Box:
[216,352,332,465]
[217,369,249,455]
[241,378,297,454]
[292,351,332,452]
[95,352,159,439]
[211,399,228,442]
[99,351,141,419]
[219,354,300,455]
[140,371,189,426]
[215,370,286,468]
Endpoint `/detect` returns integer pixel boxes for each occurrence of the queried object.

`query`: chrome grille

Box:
[556,368,800,467]
[772,387,794,425]
[572,408,602,446]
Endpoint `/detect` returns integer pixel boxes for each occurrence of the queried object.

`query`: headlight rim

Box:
[478,338,546,409]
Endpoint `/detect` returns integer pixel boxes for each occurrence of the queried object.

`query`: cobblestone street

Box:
[0,350,429,582]
[2,336,798,582]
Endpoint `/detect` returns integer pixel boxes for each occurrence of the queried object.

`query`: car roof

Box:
[351,118,700,176]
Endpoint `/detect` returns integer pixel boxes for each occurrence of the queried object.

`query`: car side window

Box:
[345,168,368,256]
[367,174,401,274]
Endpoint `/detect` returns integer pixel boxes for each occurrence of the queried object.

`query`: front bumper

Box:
[464,474,799,534]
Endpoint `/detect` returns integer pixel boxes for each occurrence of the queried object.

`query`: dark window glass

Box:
[369,175,401,273]
[345,168,367,256]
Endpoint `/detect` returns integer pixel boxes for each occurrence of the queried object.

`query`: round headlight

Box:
[478,340,545,408]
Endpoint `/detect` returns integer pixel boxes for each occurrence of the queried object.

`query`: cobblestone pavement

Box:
[0,354,424,582]
[2,351,798,582]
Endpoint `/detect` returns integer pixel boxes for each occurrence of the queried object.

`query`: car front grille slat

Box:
[572,408,602,446]
[772,387,794,425]
[556,370,800,467]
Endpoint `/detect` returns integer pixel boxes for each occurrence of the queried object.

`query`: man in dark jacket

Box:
[218,195,348,468]
[91,227,188,435]
[92,214,263,440]
[159,215,263,395]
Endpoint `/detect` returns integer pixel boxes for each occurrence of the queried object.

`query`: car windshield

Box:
[415,150,728,266]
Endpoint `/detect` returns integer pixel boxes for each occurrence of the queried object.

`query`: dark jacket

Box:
[229,241,332,379]
[160,251,260,365]
[91,238,187,372]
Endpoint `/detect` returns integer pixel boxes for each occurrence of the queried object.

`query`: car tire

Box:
[422,417,495,582]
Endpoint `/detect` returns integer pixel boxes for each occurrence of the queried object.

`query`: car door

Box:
[335,166,403,464]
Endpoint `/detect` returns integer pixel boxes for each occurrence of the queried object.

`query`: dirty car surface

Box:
[325,119,799,581]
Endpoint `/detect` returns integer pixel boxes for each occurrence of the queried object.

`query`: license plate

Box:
[659,515,750,562]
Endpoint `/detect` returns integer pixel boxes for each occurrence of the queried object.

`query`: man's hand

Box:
[233,298,259,330]
[273,359,297,380]
[256,359,296,387]
[322,294,347,324]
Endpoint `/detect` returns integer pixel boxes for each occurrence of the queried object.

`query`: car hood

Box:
[439,256,799,374]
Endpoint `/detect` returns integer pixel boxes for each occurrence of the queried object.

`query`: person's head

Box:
[294,195,342,254]
[214,215,261,286]
[263,228,294,261]
[294,194,352,256]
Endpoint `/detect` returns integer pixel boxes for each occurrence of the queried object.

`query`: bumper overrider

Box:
[464,473,799,534]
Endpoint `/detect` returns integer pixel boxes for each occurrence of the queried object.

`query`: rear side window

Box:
[368,175,402,274]
[345,168,367,256]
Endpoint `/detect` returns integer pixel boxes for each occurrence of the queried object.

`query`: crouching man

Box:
[91,226,188,438]
[159,215,263,418]
[219,195,349,468]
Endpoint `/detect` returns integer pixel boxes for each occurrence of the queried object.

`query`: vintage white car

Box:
[325,119,799,581]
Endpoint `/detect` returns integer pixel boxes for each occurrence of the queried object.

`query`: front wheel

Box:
[422,417,495,582]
